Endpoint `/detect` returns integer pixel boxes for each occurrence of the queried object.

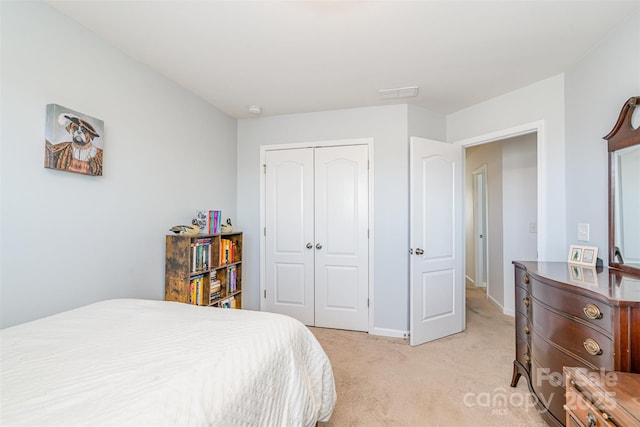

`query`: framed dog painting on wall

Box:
[44,104,104,176]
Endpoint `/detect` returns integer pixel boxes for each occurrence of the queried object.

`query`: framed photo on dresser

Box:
[568,245,598,266]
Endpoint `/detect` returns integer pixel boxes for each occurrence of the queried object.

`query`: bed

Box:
[0,299,336,426]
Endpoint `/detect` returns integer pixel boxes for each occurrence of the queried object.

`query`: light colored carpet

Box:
[311,286,548,427]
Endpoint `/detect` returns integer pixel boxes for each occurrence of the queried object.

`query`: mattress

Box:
[0,299,336,426]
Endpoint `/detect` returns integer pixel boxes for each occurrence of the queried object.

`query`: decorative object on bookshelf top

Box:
[196,210,222,234]
[221,218,233,233]
[169,219,200,236]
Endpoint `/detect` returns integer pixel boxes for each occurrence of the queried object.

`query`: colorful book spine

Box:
[220,239,231,265]
[213,210,222,234]
[189,274,205,305]
[227,265,237,293]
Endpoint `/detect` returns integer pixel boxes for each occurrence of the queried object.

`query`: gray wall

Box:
[1,2,238,327]
[447,75,566,263]
[501,135,538,314]
[564,9,640,263]
[448,7,638,316]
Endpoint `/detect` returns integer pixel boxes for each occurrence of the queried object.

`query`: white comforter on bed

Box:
[1,299,336,426]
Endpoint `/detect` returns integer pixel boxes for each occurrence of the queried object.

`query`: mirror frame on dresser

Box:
[604,96,640,277]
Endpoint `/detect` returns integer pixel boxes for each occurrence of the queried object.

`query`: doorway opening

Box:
[472,165,488,289]
[461,126,540,315]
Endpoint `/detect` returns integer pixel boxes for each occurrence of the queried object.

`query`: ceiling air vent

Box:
[378,86,419,99]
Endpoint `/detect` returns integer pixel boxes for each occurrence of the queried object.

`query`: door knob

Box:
[306,243,313,249]
[316,243,323,250]
[415,248,424,255]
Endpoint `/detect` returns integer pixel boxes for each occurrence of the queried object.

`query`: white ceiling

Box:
[47,1,638,119]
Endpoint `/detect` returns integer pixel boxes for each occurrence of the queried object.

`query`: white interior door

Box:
[314,145,369,331]
[410,137,464,346]
[264,143,369,331]
[264,148,315,325]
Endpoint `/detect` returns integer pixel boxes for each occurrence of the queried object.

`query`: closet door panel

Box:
[264,148,315,325]
[314,145,369,331]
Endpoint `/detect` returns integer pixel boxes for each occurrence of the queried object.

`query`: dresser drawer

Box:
[565,384,614,427]
[531,278,613,334]
[515,265,530,290]
[566,414,582,427]
[516,311,531,341]
[532,302,613,369]
[564,367,640,427]
[530,331,596,424]
[516,334,531,367]
[530,342,569,425]
[515,284,531,316]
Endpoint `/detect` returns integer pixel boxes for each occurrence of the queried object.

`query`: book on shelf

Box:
[209,290,221,303]
[189,274,205,305]
[227,265,237,293]
[219,238,236,265]
[210,279,221,299]
[219,295,235,309]
[190,238,212,273]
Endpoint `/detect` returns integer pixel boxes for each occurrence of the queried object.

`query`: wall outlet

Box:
[578,223,590,241]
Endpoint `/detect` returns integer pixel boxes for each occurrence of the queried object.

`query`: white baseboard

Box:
[465,275,475,286]
[487,294,515,316]
[369,327,408,339]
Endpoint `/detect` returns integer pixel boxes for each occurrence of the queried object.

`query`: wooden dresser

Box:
[564,367,640,427]
[511,261,640,426]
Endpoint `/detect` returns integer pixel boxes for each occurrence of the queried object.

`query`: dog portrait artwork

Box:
[44,104,104,176]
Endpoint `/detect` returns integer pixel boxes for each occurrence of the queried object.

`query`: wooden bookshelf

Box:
[165,231,242,309]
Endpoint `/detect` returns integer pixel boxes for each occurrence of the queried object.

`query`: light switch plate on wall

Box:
[578,223,590,241]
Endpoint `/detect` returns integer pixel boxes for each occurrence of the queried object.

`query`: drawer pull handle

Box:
[583,303,603,320]
[523,324,530,334]
[583,338,603,356]
[522,274,530,284]
[522,297,530,307]
[586,412,596,427]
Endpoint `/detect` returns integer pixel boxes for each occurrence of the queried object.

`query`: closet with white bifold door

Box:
[262,141,370,332]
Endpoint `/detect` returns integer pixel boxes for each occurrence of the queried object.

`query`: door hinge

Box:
[263,164,266,174]
[367,298,370,307]
[264,289,267,298]
[264,227,266,236]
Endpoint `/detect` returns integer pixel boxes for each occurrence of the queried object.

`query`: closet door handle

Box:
[316,243,323,250]
[415,248,424,255]
[306,243,313,249]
